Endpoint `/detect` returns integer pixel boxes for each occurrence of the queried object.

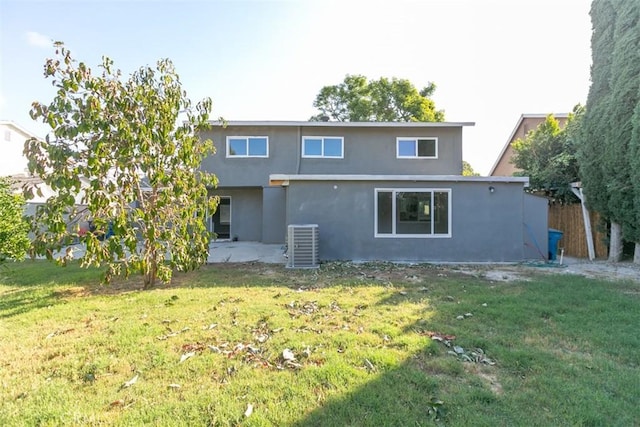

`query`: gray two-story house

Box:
[199,121,548,264]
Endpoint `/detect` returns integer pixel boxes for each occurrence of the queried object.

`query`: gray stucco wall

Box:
[209,188,263,241]
[200,125,464,188]
[523,194,549,261]
[283,180,527,262]
[262,186,286,243]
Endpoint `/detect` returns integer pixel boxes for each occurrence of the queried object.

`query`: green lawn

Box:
[1,260,638,426]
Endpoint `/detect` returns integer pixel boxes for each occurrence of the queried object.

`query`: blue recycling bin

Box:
[548,229,564,261]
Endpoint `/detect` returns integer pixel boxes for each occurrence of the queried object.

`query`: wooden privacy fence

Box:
[548,203,608,259]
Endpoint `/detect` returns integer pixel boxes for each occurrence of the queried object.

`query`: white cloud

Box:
[26,31,52,48]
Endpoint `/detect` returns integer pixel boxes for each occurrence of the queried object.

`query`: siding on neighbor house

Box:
[490,115,569,177]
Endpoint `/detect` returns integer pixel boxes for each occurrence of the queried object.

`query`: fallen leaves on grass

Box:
[282,348,295,361]
[120,374,139,389]
[179,352,196,363]
[244,403,254,417]
[45,328,75,339]
[422,330,496,365]
[157,326,191,340]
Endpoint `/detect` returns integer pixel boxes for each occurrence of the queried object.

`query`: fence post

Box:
[571,184,595,261]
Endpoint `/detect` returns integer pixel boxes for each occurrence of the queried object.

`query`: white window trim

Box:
[396,137,438,159]
[374,188,451,238]
[226,136,269,158]
[302,136,344,159]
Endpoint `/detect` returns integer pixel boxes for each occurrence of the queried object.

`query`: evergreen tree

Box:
[606,0,640,257]
[579,0,619,260]
[630,89,640,262]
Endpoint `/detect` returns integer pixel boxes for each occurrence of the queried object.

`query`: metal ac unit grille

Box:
[287,224,319,268]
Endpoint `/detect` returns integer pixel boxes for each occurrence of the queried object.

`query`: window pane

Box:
[229,138,247,156]
[398,139,416,157]
[248,137,267,156]
[434,191,449,234]
[417,139,436,157]
[377,191,393,234]
[220,205,231,224]
[304,138,322,156]
[324,138,342,157]
[396,192,431,234]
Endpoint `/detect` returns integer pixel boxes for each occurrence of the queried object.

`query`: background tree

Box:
[310,74,444,122]
[512,106,583,203]
[462,161,480,176]
[25,43,218,288]
[0,177,30,262]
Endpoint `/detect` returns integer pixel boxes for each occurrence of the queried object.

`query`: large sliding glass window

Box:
[375,188,451,237]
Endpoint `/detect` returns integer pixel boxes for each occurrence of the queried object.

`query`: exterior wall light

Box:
[489,186,495,193]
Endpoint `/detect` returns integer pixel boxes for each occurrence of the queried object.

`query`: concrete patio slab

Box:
[208,241,287,264]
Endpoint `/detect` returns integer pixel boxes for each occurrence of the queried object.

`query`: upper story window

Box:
[396,137,438,159]
[226,136,269,158]
[302,136,344,158]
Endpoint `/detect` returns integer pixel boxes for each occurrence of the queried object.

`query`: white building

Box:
[0,120,39,177]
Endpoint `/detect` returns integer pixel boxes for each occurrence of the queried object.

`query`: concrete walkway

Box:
[49,241,288,265]
[208,241,287,264]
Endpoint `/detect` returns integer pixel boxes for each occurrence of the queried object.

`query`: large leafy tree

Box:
[310,74,444,122]
[512,106,584,203]
[0,178,30,262]
[25,43,218,288]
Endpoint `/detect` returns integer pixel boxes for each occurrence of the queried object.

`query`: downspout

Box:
[296,126,302,174]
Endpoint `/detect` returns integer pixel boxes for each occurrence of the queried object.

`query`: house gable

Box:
[489,113,569,177]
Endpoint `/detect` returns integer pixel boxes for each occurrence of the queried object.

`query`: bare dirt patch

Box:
[455,258,640,284]
[68,258,640,297]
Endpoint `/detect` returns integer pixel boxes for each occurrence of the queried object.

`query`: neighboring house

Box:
[200,121,548,263]
[0,120,37,177]
[1,120,87,223]
[1,120,47,215]
[489,113,569,177]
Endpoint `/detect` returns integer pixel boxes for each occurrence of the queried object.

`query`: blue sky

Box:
[0,0,592,174]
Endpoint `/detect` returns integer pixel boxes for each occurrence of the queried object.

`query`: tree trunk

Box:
[144,258,157,289]
[608,222,623,262]
[634,242,640,264]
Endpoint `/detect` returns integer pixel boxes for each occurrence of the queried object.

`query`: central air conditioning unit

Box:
[286,224,319,268]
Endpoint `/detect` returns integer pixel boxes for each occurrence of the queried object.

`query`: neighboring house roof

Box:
[210,120,475,128]
[489,113,569,177]
[0,120,42,140]
[9,173,89,205]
